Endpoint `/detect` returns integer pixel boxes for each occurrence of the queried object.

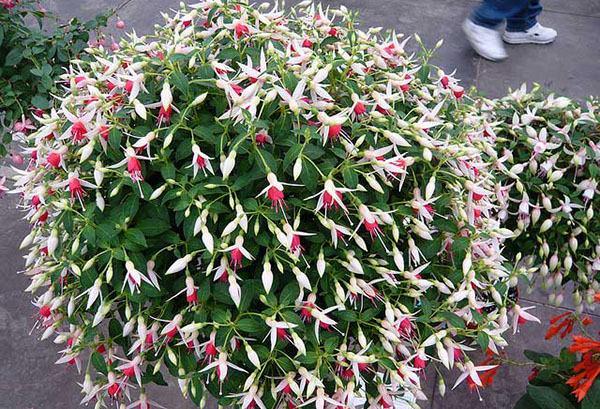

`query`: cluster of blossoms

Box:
[466,86,600,311]
[13,1,593,408]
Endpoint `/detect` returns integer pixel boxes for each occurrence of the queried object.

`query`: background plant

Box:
[12,1,528,408]
[0,0,111,157]
[512,311,600,409]
[468,86,600,310]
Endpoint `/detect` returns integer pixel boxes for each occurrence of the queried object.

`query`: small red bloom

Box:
[71,121,87,142]
[127,157,144,184]
[267,186,286,213]
[235,23,249,38]
[328,124,342,141]
[47,152,61,168]
[323,191,343,211]
[157,105,172,125]
[353,101,366,117]
[69,177,87,201]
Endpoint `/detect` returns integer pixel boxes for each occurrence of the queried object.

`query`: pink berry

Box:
[11,152,24,166]
[116,20,125,29]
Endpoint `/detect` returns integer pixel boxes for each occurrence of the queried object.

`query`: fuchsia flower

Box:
[62,109,95,143]
[53,171,97,208]
[222,236,254,270]
[188,144,214,177]
[0,176,8,198]
[255,130,272,146]
[13,118,35,134]
[122,261,157,294]
[109,147,153,196]
[1,0,17,9]
[46,147,67,169]
[306,179,355,215]
[511,304,541,334]
[157,105,172,124]
[257,173,300,213]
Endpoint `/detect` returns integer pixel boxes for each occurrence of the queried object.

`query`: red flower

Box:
[567,335,600,401]
[545,312,591,340]
[157,105,172,124]
[267,186,286,213]
[235,23,249,38]
[71,121,87,142]
[323,190,343,211]
[69,177,87,201]
[353,101,366,117]
[47,152,61,168]
[127,157,144,184]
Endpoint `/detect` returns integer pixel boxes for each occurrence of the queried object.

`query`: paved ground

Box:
[1,0,599,408]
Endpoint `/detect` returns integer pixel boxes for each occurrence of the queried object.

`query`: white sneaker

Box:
[503,23,557,44]
[462,19,507,61]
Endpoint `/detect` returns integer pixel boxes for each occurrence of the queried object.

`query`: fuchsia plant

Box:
[12,1,600,408]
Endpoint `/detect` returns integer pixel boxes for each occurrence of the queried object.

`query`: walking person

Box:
[463,0,557,61]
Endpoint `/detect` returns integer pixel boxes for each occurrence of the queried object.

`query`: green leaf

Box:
[63,211,73,234]
[336,310,358,322]
[514,394,542,409]
[237,318,265,333]
[91,351,108,375]
[583,380,600,409]
[279,282,299,306]
[4,48,23,66]
[433,217,458,233]
[283,144,303,169]
[323,336,339,352]
[477,331,489,352]
[343,168,358,188]
[170,71,189,94]
[526,385,576,409]
[437,311,466,329]
[31,95,50,110]
[161,163,176,181]
[109,128,122,151]
[125,228,147,247]
[320,36,338,49]
[121,195,140,219]
[450,237,470,252]
[136,218,171,237]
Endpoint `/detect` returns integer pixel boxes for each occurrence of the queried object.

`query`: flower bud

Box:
[531,206,541,225]
[96,191,105,211]
[317,251,325,277]
[425,176,435,200]
[191,93,208,106]
[549,253,559,271]
[133,99,147,119]
[150,184,167,200]
[166,254,193,275]
[47,229,59,256]
[245,344,260,368]
[548,170,564,182]
[293,158,303,181]
[539,218,553,233]
[262,261,273,293]
[423,147,432,162]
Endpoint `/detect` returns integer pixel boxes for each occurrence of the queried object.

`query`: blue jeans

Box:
[471,0,543,32]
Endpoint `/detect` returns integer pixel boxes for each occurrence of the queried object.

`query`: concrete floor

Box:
[1,0,599,408]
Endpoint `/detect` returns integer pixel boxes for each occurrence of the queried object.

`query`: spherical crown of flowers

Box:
[13,1,549,408]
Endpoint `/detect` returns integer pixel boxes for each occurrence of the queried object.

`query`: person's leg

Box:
[463,0,529,61]
[471,0,531,29]
[506,0,543,32]
[503,0,557,44]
